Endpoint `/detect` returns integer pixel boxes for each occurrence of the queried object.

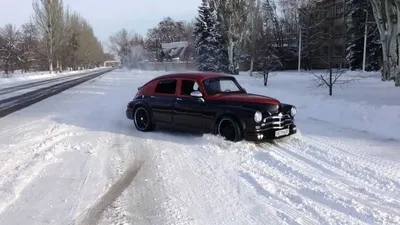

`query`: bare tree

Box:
[257,0,283,85]
[296,0,328,70]
[181,20,196,63]
[246,0,263,76]
[309,3,354,96]
[19,22,40,72]
[32,0,65,73]
[108,29,146,68]
[0,24,21,74]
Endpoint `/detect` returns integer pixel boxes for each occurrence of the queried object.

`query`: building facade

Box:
[299,0,352,69]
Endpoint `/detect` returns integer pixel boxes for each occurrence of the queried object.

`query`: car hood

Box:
[210,93,280,105]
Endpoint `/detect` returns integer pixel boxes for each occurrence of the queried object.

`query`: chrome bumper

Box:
[255,112,294,132]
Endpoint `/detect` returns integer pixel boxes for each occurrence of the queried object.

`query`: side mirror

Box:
[190,90,203,97]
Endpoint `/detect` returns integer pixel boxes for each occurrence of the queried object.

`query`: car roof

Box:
[152,71,233,82]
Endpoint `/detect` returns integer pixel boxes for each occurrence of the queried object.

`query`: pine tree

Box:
[193,1,220,72]
[346,0,381,71]
[214,9,230,74]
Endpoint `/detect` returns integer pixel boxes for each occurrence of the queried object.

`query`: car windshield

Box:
[202,77,245,95]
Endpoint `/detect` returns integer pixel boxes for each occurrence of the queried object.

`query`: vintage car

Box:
[126,72,297,142]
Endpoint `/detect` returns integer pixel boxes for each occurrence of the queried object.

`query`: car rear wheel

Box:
[217,116,243,142]
[133,106,155,132]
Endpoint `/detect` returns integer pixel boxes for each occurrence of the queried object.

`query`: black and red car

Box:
[126,72,297,142]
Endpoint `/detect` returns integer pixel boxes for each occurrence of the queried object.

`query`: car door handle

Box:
[176,98,182,101]
[151,96,155,99]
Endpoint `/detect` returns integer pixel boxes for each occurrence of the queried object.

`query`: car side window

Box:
[155,79,177,94]
[180,79,200,96]
[220,79,240,92]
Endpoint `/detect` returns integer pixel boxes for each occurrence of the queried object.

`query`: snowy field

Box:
[0,69,399,225]
[0,67,107,89]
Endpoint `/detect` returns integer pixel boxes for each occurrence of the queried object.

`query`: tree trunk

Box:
[228,39,234,74]
[249,57,254,76]
[381,44,390,81]
[49,57,53,74]
[394,0,400,86]
[264,71,269,86]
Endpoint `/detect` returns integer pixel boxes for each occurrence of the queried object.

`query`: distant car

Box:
[126,72,297,142]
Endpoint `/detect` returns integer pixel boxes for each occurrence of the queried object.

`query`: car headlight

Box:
[290,106,297,117]
[254,111,262,123]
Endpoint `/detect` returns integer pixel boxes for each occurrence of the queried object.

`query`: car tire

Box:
[217,116,243,142]
[133,106,155,132]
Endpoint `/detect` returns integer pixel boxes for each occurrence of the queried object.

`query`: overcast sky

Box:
[0,0,201,43]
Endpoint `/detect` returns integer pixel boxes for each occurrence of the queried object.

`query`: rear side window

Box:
[180,79,200,95]
[155,79,177,94]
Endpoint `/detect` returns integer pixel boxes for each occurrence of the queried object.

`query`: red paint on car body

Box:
[208,93,280,105]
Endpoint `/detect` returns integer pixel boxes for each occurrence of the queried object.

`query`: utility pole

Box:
[297,0,302,72]
[362,9,368,72]
[341,0,346,69]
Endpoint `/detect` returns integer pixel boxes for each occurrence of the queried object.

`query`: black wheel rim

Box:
[134,108,149,130]
[218,119,236,141]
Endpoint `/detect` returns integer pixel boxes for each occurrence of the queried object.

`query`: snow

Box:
[236,70,400,140]
[0,69,399,225]
[0,67,107,89]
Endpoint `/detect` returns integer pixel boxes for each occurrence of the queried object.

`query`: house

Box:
[299,0,351,69]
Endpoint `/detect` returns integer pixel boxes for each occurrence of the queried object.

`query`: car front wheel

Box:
[133,106,155,132]
[217,116,243,142]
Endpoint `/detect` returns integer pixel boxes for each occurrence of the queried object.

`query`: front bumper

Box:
[244,112,297,141]
[245,124,297,141]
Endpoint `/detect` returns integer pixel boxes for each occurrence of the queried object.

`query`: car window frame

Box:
[202,77,246,96]
[177,78,202,97]
[153,78,178,96]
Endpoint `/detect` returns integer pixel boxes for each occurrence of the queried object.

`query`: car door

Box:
[173,79,207,129]
[149,79,177,125]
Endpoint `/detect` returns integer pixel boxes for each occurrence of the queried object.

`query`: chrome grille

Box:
[260,112,293,130]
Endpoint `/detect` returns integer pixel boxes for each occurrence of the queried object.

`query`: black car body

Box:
[126,72,297,142]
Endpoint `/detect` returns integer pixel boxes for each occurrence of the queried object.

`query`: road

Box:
[0,68,113,118]
[0,69,398,225]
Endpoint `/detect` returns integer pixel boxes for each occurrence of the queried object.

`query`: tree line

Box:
[0,0,113,75]
[108,0,400,86]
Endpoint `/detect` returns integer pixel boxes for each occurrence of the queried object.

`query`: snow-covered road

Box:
[0,69,399,225]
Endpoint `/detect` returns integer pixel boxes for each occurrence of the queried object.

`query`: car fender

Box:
[280,103,295,114]
[131,101,155,123]
[214,110,247,132]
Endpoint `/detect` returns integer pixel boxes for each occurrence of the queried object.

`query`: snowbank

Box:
[237,70,400,140]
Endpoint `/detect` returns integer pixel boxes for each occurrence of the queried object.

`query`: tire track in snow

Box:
[0,125,81,216]
[181,141,269,225]
[279,136,400,201]
[305,135,400,181]
[72,160,143,225]
[73,135,156,225]
[99,135,145,225]
[67,133,119,219]
[264,137,400,224]
[240,145,333,224]
[202,136,321,224]
[0,122,75,175]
